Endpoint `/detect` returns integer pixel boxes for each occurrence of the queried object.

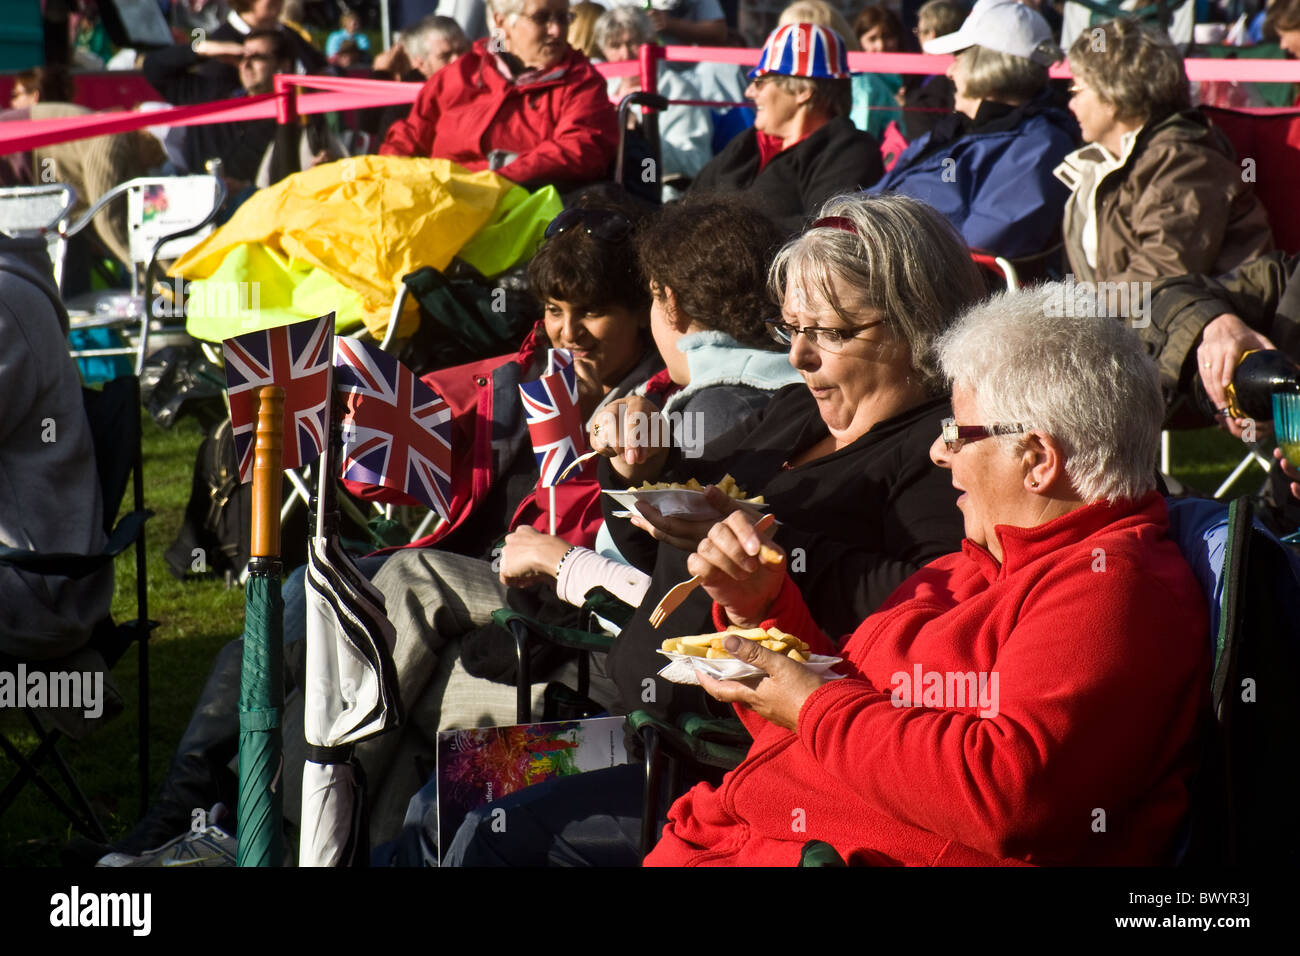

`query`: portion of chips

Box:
[634,473,764,504]
[661,625,811,663]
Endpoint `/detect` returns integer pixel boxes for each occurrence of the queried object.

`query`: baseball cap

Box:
[748,23,851,81]
[923,0,1062,66]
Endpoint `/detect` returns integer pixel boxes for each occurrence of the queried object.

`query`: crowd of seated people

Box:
[30,0,1300,870]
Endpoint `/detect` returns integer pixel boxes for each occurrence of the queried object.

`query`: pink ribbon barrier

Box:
[1,45,1296,154]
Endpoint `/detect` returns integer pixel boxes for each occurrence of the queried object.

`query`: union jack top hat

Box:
[748,23,851,81]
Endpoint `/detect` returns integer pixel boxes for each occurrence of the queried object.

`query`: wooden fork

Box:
[648,513,777,628]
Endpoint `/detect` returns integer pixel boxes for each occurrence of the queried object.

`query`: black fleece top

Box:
[603,385,964,720]
[688,116,884,235]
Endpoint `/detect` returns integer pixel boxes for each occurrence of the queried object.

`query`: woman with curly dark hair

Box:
[491,197,802,623]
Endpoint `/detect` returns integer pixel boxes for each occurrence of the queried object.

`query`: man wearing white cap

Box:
[689,22,884,234]
[866,0,1078,260]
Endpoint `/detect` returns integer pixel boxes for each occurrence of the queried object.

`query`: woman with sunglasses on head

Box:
[648,284,1208,867]
[380,0,619,193]
[475,198,802,663]
[437,194,979,867]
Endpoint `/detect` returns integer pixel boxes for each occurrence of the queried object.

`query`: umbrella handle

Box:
[251,385,285,560]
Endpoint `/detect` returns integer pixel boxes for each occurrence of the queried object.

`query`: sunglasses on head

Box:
[543,208,633,244]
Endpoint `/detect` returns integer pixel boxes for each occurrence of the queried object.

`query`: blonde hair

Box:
[1067,18,1190,123]
[777,0,862,51]
[568,1,605,59]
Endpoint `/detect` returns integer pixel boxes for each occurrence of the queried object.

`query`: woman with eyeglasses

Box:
[646,283,1208,867]
[379,0,620,192]
[436,193,978,867]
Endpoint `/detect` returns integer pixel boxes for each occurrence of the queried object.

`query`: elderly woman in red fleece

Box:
[379,0,618,191]
[649,285,1210,867]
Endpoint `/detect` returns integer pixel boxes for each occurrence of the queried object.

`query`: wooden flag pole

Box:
[251,386,285,559]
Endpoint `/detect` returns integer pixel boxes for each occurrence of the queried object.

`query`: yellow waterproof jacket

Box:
[171,155,561,341]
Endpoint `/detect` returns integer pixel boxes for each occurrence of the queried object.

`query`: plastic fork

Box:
[648,513,777,628]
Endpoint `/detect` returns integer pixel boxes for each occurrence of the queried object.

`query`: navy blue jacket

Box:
[868,94,1078,259]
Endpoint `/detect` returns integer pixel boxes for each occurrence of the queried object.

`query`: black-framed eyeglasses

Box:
[543,208,633,244]
[940,416,1029,452]
[765,317,887,352]
[523,10,572,27]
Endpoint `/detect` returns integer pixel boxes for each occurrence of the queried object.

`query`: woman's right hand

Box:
[687,511,786,629]
[588,396,672,483]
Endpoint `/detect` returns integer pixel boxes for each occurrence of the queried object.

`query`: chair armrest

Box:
[489,608,616,655]
[0,510,151,578]
[627,709,750,771]
[581,586,635,629]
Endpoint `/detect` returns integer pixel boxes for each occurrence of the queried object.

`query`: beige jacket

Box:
[30,103,167,266]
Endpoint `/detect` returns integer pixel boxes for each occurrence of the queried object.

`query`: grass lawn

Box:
[0,409,1273,866]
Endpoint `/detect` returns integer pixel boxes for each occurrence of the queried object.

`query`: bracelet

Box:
[555,546,578,580]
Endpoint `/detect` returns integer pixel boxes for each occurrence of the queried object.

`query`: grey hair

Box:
[768,193,985,393]
[1067,19,1190,124]
[957,44,1050,103]
[487,0,530,22]
[769,73,852,119]
[594,6,656,55]
[934,284,1163,504]
[402,14,469,60]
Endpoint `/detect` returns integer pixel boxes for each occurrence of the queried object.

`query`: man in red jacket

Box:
[379,0,619,191]
[650,284,1210,867]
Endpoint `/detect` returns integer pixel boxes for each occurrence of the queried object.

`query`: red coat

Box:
[645,493,1210,867]
[378,38,618,187]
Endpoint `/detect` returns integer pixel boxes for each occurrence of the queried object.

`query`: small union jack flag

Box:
[334,338,454,519]
[519,348,590,488]
[223,314,333,483]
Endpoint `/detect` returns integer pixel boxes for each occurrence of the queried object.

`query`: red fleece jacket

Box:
[378,38,618,187]
[645,493,1209,867]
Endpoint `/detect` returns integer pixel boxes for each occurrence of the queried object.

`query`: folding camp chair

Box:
[970,251,1020,292]
[0,183,77,288]
[62,175,226,375]
[1201,106,1300,256]
[496,586,747,858]
[0,375,156,837]
[1168,495,1300,865]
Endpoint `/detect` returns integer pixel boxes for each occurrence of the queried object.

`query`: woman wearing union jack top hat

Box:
[688,22,884,235]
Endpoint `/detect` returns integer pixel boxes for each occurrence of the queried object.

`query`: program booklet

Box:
[436,716,629,863]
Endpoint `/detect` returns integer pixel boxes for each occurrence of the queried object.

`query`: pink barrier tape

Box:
[655,43,1300,83]
[4,45,1296,154]
[596,61,640,78]
[0,81,418,153]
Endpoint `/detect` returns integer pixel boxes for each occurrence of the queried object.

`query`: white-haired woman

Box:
[593,5,729,197]
[380,0,619,190]
[652,284,1210,866]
